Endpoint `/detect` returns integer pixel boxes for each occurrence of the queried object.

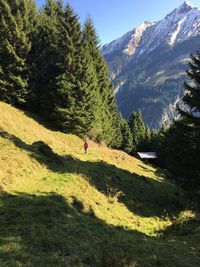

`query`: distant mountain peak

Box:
[182,0,193,8]
[103,1,200,128]
[102,21,153,56]
[176,0,193,13]
[103,1,200,58]
[165,1,193,20]
[123,21,153,56]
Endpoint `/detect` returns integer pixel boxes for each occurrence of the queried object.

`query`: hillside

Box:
[0,101,199,267]
[102,1,200,128]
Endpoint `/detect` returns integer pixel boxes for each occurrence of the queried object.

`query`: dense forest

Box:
[0,0,199,189]
[0,0,122,147]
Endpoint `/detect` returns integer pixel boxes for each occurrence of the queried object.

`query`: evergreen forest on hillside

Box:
[0,0,123,147]
[0,0,161,159]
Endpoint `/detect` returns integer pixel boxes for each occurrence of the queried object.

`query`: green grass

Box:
[0,101,199,266]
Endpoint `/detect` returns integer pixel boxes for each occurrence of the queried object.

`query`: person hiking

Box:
[84,140,89,154]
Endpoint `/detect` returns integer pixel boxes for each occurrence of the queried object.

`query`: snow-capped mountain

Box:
[102,21,154,56]
[102,1,200,128]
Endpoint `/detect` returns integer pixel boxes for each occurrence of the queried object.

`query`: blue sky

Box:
[35,0,200,45]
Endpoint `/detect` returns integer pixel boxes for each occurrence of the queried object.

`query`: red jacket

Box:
[84,142,88,149]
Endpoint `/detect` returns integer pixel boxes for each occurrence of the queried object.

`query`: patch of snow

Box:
[134,1,200,58]
[113,80,126,94]
[102,22,153,56]
[178,57,190,63]
[103,0,200,86]
[161,95,182,126]
[103,1,200,58]
[184,0,193,8]
[102,31,133,55]
[155,71,166,76]
[169,16,187,45]
[123,21,153,56]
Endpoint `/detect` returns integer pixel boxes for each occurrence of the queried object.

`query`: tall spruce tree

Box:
[140,126,152,151]
[30,2,97,136]
[162,52,200,188]
[82,17,101,137]
[82,18,122,147]
[28,0,61,114]
[128,111,146,151]
[0,0,32,106]
[178,52,200,124]
[153,124,168,166]
[53,4,97,136]
[120,119,133,153]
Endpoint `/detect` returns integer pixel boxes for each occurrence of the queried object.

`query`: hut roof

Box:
[137,152,157,159]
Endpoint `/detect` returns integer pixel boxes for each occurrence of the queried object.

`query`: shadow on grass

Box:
[0,191,200,267]
[162,215,200,237]
[0,191,143,267]
[0,130,186,218]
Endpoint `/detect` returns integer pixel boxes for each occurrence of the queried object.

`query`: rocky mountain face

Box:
[102,1,200,128]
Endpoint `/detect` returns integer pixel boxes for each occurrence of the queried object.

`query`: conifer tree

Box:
[178,52,200,125]
[146,127,152,145]
[28,0,61,113]
[161,52,200,188]
[140,126,152,151]
[153,124,168,166]
[0,0,32,106]
[120,119,133,153]
[29,2,97,136]
[149,128,159,151]
[82,18,122,146]
[128,111,146,151]
[82,17,101,136]
[53,4,97,136]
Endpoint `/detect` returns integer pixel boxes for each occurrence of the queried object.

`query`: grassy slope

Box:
[0,101,199,267]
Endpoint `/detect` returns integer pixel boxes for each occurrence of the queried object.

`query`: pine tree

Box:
[153,124,168,166]
[140,126,152,151]
[161,120,199,187]
[106,87,123,148]
[29,1,97,136]
[120,119,133,153]
[82,18,121,146]
[0,0,32,106]
[28,0,61,113]
[128,111,146,151]
[150,128,159,151]
[82,17,101,137]
[178,52,200,125]
[162,52,200,188]
[52,4,97,136]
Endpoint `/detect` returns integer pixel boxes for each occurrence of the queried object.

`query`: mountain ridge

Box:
[103,1,200,127]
